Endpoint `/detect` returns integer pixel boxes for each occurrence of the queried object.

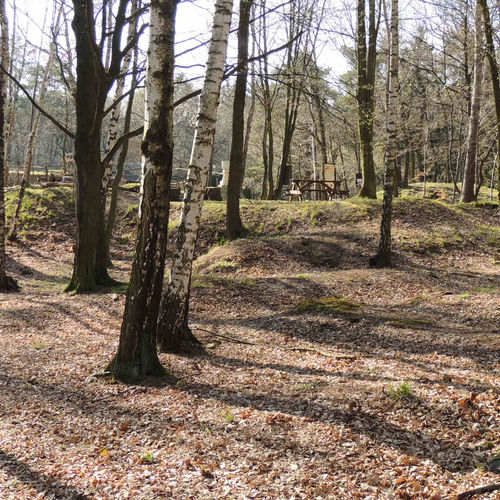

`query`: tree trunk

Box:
[108,0,177,380]
[0,0,17,291]
[226,0,253,240]
[67,0,130,292]
[461,2,483,203]
[478,0,500,205]
[98,0,139,272]
[371,0,398,268]
[104,46,140,266]
[357,0,379,199]
[156,0,233,352]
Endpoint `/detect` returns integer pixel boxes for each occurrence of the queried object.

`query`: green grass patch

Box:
[5,186,74,229]
[386,381,413,400]
[192,279,214,289]
[209,260,239,273]
[31,342,52,350]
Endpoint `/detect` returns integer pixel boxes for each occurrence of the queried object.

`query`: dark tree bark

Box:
[357,0,379,199]
[478,0,500,204]
[108,0,177,380]
[226,0,253,240]
[67,0,131,292]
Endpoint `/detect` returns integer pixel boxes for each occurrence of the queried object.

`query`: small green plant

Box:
[139,452,158,464]
[31,342,51,349]
[297,383,316,391]
[386,382,413,400]
[460,292,470,299]
[223,411,234,423]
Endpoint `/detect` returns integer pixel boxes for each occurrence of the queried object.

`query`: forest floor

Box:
[0,184,499,499]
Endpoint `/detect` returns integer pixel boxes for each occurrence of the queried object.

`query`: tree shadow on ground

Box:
[197,307,499,368]
[0,449,89,499]
[198,352,498,396]
[0,366,485,474]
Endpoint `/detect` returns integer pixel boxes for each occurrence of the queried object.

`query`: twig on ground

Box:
[191,326,357,360]
[455,483,500,499]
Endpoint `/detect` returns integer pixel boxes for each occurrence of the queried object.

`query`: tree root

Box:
[0,274,19,292]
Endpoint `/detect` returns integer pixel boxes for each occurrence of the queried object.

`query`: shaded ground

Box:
[0,192,499,499]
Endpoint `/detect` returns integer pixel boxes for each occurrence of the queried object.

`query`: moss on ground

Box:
[297,296,362,313]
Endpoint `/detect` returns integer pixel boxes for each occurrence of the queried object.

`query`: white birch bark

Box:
[157,0,233,349]
[102,0,138,196]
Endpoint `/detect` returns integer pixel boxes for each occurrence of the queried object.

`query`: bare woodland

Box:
[0,0,499,498]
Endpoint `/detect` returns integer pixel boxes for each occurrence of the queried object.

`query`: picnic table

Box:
[287,179,348,201]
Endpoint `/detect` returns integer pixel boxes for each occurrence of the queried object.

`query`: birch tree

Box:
[0,0,17,291]
[108,0,178,380]
[98,0,141,269]
[461,1,483,203]
[371,0,398,267]
[156,0,233,352]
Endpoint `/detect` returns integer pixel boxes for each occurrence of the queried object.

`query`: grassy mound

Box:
[5,186,74,233]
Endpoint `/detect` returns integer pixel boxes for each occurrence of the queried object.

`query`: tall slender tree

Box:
[478,0,500,204]
[157,0,233,352]
[98,0,141,269]
[461,1,483,203]
[108,0,178,380]
[357,0,380,198]
[9,6,62,241]
[226,0,253,240]
[371,0,398,267]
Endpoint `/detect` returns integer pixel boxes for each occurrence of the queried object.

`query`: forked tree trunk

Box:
[461,2,483,203]
[371,0,398,267]
[478,0,500,204]
[67,0,130,292]
[0,0,17,291]
[226,0,253,240]
[156,0,233,352]
[108,0,177,380]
